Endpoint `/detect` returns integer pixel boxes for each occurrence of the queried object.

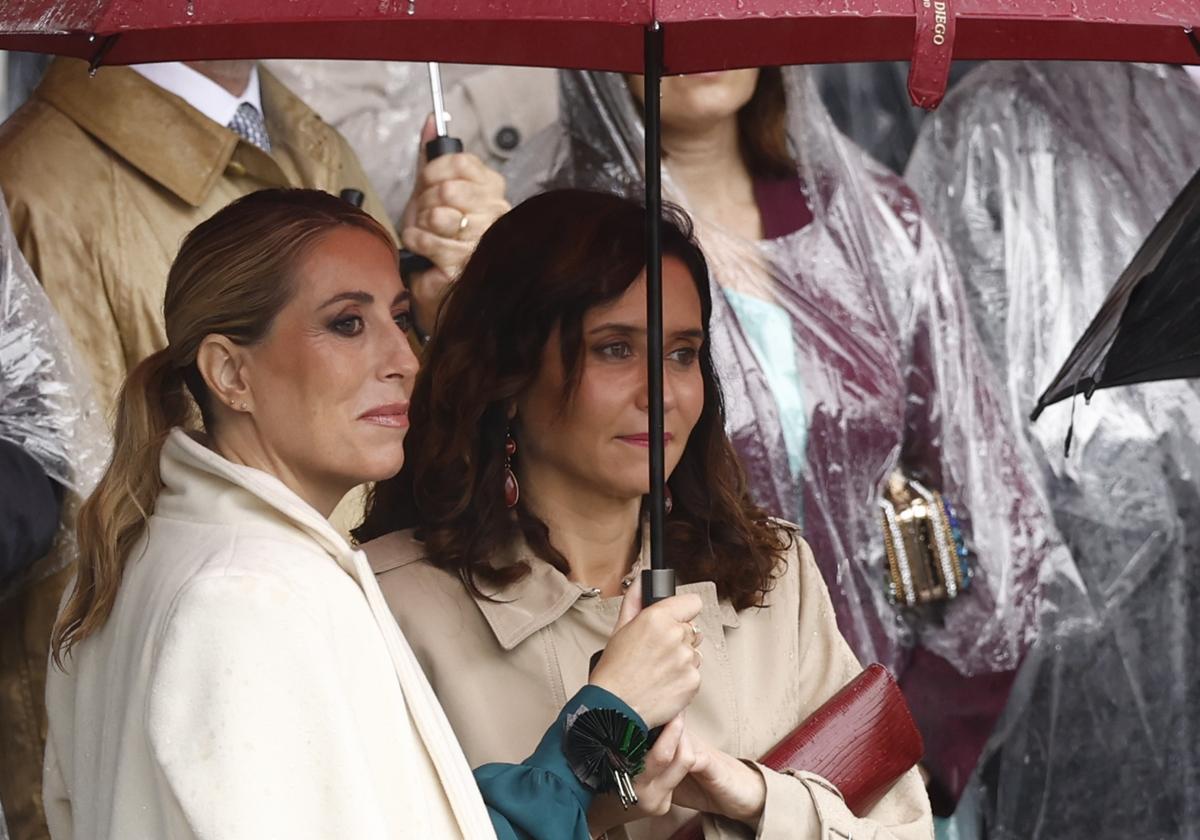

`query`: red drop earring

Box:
[504,432,520,508]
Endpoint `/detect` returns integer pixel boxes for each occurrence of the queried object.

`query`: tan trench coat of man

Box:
[0,57,394,840]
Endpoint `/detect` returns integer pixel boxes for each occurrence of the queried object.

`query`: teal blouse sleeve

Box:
[473,684,647,840]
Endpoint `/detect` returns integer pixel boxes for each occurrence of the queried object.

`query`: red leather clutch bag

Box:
[667,664,923,840]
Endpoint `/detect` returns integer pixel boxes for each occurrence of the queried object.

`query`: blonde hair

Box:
[52,189,394,665]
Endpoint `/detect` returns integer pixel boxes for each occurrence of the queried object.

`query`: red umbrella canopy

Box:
[1,0,1197,103]
[1,0,1197,581]
[665,1,1200,73]
[0,0,649,72]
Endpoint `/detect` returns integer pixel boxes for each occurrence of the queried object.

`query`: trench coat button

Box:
[494,126,521,152]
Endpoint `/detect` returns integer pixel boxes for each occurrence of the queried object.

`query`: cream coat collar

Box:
[157,430,354,566]
[158,429,498,839]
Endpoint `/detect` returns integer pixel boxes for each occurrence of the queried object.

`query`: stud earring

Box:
[504,432,520,509]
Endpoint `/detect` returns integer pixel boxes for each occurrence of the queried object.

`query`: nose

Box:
[381,325,420,385]
[632,355,678,414]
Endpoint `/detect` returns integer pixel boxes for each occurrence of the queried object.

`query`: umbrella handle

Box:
[399,135,466,279]
[583,570,674,742]
[425,135,464,159]
[641,567,676,608]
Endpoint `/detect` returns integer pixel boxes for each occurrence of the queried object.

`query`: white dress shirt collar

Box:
[129,62,263,128]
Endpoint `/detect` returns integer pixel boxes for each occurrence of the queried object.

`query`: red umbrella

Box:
[2,0,1197,598]
[1,1,1197,102]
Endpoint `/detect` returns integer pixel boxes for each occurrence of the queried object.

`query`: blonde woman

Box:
[44,188,704,840]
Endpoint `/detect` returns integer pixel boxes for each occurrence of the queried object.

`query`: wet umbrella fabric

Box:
[1,2,1198,101]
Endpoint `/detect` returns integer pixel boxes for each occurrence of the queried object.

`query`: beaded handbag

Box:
[878,471,972,607]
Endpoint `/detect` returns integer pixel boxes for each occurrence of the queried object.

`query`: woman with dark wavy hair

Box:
[357,188,932,839]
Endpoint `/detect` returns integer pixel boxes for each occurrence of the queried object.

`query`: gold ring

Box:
[457,213,470,234]
[688,622,701,646]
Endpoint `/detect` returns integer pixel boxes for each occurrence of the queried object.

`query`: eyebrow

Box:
[587,322,704,340]
[319,289,410,308]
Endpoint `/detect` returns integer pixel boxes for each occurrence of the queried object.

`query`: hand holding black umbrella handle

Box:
[640,567,676,607]
[400,62,464,281]
[586,571,676,751]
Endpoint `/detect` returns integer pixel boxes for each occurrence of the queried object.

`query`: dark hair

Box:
[738,67,796,179]
[356,188,790,608]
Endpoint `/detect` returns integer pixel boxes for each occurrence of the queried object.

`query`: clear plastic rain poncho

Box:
[907,61,1200,840]
[0,190,107,600]
[505,67,1074,801]
[811,61,982,174]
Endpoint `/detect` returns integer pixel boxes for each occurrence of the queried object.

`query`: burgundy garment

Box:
[752,176,815,238]
[724,173,1025,805]
[899,648,1017,814]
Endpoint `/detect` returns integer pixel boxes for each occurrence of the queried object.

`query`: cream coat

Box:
[368,528,934,840]
[44,431,496,840]
[0,62,389,837]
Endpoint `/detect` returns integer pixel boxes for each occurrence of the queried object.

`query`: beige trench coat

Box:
[368,529,934,840]
[0,58,392,840]
[265,60,557,225]
[0,58,393,417]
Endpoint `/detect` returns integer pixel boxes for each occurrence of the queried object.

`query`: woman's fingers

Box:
[592,593,704,727]
[412,179,509,218]
[635,717,695,817]
[655,729,698,791]
[415,206,466,239]
[644,714,686,773]
[653,593,702,624]
[401,226,470,272]
[613,575,644,631]
[412,149,506,195]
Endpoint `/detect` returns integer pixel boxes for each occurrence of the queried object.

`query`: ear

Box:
[196,334,254,413]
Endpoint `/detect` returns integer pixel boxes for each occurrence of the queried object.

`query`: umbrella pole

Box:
[642,21,676,606]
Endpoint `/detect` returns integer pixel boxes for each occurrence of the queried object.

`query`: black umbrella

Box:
[1034,166,1200,424]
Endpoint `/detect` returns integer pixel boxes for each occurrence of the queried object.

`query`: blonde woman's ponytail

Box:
[51,348,190,665]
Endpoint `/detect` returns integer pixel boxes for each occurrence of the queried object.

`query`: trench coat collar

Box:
[471,523,742,651]
[156,429,359,572]
[35,58,323,208]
